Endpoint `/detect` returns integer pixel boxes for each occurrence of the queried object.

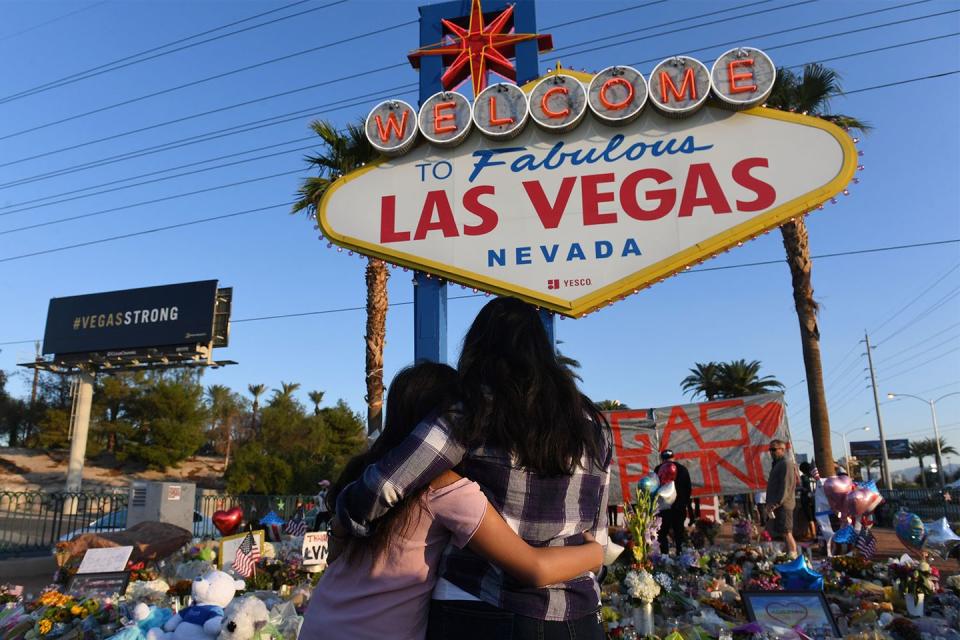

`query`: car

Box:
[59,509,216,541]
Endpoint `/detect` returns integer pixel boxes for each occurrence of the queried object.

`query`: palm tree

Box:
[596,400,630,411]
[207,385,242,467]
[276,381,301,401]
[909,440,932,488]
[716,360,785,398]
[293,120,387,435]
[556,340,582,381]
[247,383,266,436]
[308,390,325,415]
[765,63,870,478]
[681,362,722,400]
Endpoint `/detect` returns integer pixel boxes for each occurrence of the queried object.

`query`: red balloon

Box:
[657,462,677,484]
[823,476,855,513]
[212,507,243,535]
[845,488,883,518]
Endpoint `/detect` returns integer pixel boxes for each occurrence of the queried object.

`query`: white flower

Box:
[654,572,673,591]
[624,569,661,603]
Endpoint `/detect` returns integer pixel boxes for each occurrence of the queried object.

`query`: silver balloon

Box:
[923,517,960,558]
[654,481,677,512]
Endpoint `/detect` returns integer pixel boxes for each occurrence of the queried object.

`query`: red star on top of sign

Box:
[408,0,553,95]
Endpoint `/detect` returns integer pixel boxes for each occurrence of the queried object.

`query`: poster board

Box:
[218,530,264,574]
[607,393,792,503]
[301,531,329,569]
[742,590,839,636]
[77,546,133,574]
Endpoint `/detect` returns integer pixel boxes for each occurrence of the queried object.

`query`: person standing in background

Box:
[764,440,798,557]
[654,450,691,555]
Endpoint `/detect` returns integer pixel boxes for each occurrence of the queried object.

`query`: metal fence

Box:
[0,490,128,558]
[880,488,960,523]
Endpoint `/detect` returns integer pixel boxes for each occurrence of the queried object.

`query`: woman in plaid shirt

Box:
[336,297,611,640]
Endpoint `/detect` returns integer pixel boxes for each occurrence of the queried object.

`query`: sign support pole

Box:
[65,369,94,513]
[413,0,549,359]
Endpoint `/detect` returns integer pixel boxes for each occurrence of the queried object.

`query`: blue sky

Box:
[0,0,957,475]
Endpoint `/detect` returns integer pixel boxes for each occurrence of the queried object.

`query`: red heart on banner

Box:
[745,402,782,438]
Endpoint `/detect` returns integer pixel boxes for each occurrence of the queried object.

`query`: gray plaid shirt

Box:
[336,410,611,622]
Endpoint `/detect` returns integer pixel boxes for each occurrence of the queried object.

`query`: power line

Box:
[876,286,960,345]
[877,321,960,365]
[881,346,960,382]
[871,263,960,334]
[0,19,953,193]
[878,334,960,372]
[0,0,776,173]
[0,169,304,236]
[231,293,485,323]
[0,0,342,105]
[0,1,109,43]
[0,15,416,143]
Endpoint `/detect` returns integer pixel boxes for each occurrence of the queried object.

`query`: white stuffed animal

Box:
[218,597,268,640]
[146,570,244,640]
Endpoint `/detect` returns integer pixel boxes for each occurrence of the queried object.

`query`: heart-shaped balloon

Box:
[823,476,855,513]
[657,462,677,484]
[654,481,677,512]
[894,511,926,551]
[845,488,883,517]
[638,473,659,495]
[213,507,243,535]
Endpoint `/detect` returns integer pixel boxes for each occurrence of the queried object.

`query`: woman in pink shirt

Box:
[299,363,602,640]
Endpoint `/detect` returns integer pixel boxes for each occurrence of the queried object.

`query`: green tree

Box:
[225,445,293,495]
[322,400,366,475]
[307,390,325,415]
[275,381,301,401]
[682,360,783,400]
[910,440,932,488]
[596,400,630,411]
[766,63,870,477]
[92,374,137,454]
[0,371,30,447]
[207,384,247,467]
[121,374,207,469]
[247,383,267,439]
[293,120,387,435]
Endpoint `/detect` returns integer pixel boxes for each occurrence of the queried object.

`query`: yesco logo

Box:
[365,48,775,154]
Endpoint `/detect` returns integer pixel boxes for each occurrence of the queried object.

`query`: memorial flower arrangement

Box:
[623,485,660,568]
[624,569,660,604]
[732,518,756,544]
[692,517,720,546]
[890,560,936,596]
[0,585,21,606]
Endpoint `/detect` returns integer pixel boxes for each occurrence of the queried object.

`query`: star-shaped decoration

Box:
[774,554,824,591]
[408,0,553,95]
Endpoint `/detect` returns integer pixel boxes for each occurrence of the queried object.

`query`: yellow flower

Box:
[70,606,82,616]
[38,619,52,635]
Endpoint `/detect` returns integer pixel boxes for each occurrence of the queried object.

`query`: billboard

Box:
[606,393,791,503]
[319,55,856,317]
[850,439,911,460]
[42,280,220,356]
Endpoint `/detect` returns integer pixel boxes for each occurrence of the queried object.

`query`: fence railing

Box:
[194,493,318,538]
[0,490,128,557]
[880,488,960,523]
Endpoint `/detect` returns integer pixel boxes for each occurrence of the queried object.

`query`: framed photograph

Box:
[741,590,839,636]
[68,571,130,598]
[218,530,265,574]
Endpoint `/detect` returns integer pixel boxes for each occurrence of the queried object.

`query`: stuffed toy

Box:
[146,570,244,640]
[218,597,268,640]
[107,603,173,640]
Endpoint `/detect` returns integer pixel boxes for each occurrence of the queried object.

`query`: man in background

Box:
[765,439,798,557]
[655,449,692,555]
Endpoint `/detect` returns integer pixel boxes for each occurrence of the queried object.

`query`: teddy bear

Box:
[218,597,268,640]
[146,569,244,640]
[107,603,173,640]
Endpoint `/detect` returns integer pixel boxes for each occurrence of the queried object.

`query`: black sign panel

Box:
[850,439,911,460]
[42,280,218,355]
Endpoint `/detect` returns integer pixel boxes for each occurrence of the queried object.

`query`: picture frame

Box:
[68,571,130,598]
[218,530,265,574]
[741,590,839,636]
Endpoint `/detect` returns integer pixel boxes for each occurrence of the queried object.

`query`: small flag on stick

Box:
[234,531,260,578]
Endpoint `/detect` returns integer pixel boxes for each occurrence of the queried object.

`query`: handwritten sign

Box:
[68,572,130,598]
[607,393,791,502]
[302,531,329,568]
[77,546,133,574]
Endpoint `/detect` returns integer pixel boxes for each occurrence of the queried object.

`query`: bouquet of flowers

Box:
[624,485,660,568]
[693,517,721,546]
[624,569,661,603]
[732,519,756,544]
[0,585,21,606]
[889,560,936,596]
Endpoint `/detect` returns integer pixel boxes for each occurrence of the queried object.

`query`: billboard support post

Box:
[64,369,94,513]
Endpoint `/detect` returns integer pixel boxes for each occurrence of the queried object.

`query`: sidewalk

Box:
[0,555,57,596]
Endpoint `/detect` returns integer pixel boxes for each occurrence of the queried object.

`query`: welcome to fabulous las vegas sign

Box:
[318,46,857,317]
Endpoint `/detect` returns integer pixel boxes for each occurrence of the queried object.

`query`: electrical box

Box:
[127,481,196,534]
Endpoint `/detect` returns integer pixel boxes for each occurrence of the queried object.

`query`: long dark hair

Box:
[326,362,459,562]
[457,297,608,476]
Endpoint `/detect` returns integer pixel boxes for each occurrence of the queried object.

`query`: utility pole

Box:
[30,341,40,405]
[863,331,892,489]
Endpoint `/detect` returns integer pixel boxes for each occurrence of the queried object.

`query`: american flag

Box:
[855,529,877,559]
[285,517,307,537]
[233,531,260,578]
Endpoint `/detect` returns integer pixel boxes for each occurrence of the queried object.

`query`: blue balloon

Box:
[259,510,284,526]
[775,555,824,591]
[895,511,926,551]
[638,473,660,495]
[833,524,857,545]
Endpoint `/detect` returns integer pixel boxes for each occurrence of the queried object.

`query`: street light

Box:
[831,426,870,474]
[887,391,960,489]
